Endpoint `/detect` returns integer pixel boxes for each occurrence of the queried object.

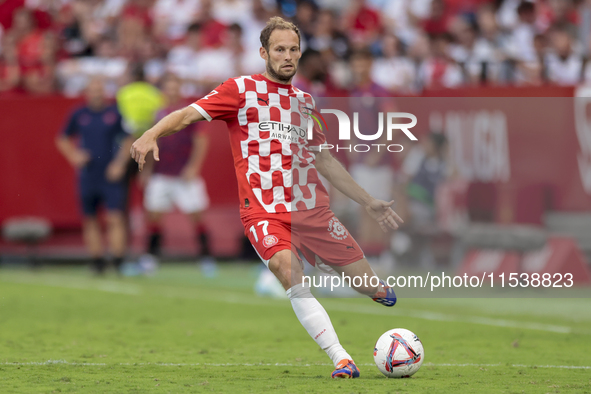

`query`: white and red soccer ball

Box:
[373,328,424,378]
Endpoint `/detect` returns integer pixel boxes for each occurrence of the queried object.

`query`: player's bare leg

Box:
[83,216,104,274]
[268,250,359,378]
[187,211,203,224]
[268,249,303,290]
[146,211,164,256]
[187,210,216,276]
[106,211,127,271]
[333,258,397,307]
[330,258,378,296]
[147,211,164,224]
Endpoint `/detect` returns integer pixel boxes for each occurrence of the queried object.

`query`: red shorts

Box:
[241,207,364,267]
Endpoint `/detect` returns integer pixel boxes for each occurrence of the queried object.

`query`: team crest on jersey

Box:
[299,101,311,119]
[262,235,279,248]
[328,217,348,240]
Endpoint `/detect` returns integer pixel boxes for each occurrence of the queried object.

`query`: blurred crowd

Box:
[1,0,591,97]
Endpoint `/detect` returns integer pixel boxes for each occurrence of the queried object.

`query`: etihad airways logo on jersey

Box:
[258,121,309,143]
[300,106,418,153]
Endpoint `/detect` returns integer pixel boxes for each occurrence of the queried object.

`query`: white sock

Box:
[287,283,352,367]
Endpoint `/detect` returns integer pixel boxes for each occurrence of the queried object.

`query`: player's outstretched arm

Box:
[130,106,205,171]
[314,149,404,232]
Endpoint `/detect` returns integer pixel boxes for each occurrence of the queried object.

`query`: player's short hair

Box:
[260,16,301,52]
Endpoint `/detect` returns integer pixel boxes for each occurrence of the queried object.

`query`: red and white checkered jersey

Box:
[190,74,330,216]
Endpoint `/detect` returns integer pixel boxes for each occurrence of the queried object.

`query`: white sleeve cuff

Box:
[190,103,212,122]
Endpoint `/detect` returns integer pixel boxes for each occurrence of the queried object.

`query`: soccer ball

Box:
[373,328,424,378]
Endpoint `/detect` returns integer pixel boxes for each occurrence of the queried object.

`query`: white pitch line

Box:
[0,273,576,334]
[326,304,574,334]
[2,361,590,370]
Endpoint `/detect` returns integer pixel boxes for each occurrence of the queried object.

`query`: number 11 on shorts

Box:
[249,221,269,242]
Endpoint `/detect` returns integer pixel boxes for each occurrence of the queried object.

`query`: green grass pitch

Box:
[1,264,590,393]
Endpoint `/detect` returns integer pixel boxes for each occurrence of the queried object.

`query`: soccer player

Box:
[130,17,401,379]
[56,78,133,274]
[139,73,214,271]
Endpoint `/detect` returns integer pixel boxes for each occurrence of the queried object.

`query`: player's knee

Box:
[83,216,98,224]
[268,250,306,290]
[268,255,290,278]
[106,211,125,226]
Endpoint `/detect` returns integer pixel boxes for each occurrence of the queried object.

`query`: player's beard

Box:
[267,60,297,84]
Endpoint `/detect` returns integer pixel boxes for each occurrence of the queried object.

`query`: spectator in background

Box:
[544,0,578,38]
[191,19,239,92]
[417,33,464,89]
[544,26,587,85]
[57,36,128,97]
[448,17,499,85]
[496,0,522,31]
[293,0,316,45]
[0,0,26,33]
[293,48,329,97]
[21,30,56,94]
[422,0,450,37]
[225,22,265,76]
[579,0,591,57]
[211,0,254,27]
[117,0,151,60]
[407,32,430,91]
[343,0,383,47]
[139,73,214,274]
[194,0,227,48]
[307,8,350,89]
[506,0,539,80]
[371,32,416,93]
[70,0,123,52]
[381,0,432,46]
[10,8,43,68]
[137,38,166,86]
[476,4,509,83]
[56,3,93,57]
[0,33,21,92]
[166,19,239,96]
[239,0,273,55]
[307,8,349,61]
[3,0,591,98]
[153,0,201,42]
[166,21,203,96]
[55,78,133,274]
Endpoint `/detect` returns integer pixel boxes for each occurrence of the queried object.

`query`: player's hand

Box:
[70,149,91,169]
[130,132,159,172]
[106,161,126,182]
[365,199,404,232]
[180,166,198,182]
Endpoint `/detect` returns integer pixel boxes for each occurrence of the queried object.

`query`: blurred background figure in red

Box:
[138,73,214,276]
